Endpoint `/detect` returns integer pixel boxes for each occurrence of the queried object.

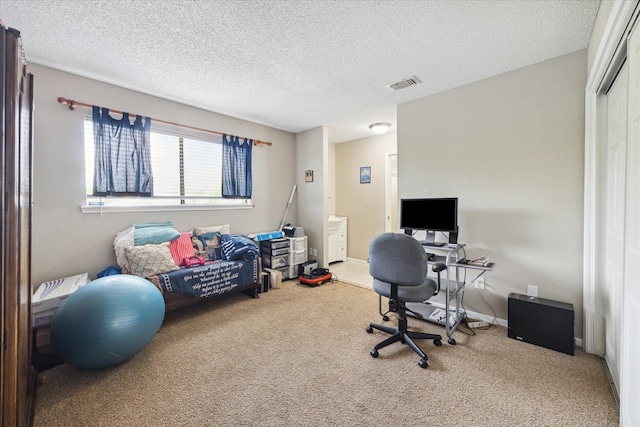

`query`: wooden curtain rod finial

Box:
[254,140,273,147]
[57,96,76,110]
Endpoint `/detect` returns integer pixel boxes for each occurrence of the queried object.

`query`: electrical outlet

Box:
[527,285,538,297]
[474,276,485,289]
[312,248,317,256]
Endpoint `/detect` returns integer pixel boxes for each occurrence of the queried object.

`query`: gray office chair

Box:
[366,232,443,369]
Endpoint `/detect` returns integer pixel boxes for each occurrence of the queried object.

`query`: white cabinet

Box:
[328,232,338,262]
[328,216,347,263]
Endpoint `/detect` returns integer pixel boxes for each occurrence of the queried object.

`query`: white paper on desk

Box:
[428,308,457,326]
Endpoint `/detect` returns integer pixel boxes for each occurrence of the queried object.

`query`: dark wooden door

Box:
[1,26,35,427]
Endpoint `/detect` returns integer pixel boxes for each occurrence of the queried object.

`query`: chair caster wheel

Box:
[366,326,373,333]
[418,359,428,369]
[448,338,456,345]
[434,339,442,346]
[370,349,379,358]
[382,315,389,321]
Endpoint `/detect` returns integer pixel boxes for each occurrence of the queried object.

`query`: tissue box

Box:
[32,273,90,314]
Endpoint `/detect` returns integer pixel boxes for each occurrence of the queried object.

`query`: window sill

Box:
[80,203,254,214]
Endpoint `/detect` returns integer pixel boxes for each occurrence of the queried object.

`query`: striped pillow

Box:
[169,232,195,266]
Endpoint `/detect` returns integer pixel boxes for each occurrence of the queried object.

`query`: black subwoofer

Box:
[507,293,574,355]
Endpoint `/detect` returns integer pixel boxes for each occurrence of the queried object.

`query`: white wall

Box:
[295,127,328,266]
[398,50,587,337]
[30,64,296,286]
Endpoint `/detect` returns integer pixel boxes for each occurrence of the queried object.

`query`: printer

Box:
[282,225,305,238]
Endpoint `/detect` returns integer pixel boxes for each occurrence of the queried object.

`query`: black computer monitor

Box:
[399,197,458,245]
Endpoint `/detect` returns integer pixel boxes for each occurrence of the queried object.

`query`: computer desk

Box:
[405,243,495,345]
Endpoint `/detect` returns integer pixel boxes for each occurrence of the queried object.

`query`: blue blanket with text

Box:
[148,256,260,298]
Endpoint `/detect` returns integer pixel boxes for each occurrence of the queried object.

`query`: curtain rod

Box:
[57,97,272,147]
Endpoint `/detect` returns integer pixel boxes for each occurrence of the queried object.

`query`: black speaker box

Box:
[507,293,575,355]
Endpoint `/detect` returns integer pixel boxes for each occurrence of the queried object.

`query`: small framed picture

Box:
[305,170,314,182]
[360,166,371,184]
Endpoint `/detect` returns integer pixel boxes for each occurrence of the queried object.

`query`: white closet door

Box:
[604,62,628,395]
[622,21,640,427]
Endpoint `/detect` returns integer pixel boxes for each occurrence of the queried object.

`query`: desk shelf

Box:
[407,242,495,344]
[451,261,495,270]
[406,302,466,329]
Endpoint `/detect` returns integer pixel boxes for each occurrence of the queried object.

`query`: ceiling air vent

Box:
[386,76,422,91]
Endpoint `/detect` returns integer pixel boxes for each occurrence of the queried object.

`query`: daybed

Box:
[114,223,261,311]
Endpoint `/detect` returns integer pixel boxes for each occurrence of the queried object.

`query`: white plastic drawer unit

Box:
[287,236,308,252]
[290,250,307,265]
[285,236,308,265]
[263,254,289,269]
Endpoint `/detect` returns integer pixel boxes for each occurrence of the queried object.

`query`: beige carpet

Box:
[34,280,618,426]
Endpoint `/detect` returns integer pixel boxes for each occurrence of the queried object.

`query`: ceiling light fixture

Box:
[369,122,391,134]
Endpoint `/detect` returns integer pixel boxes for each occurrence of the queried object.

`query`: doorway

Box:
[385,152,398,232]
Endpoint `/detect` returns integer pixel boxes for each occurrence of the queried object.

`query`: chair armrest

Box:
[431,263,447,273]
[431,263,447,295]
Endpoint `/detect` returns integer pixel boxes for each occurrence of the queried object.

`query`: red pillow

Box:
[169,233,195,266]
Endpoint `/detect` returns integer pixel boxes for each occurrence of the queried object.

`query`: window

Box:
[83,117,252,211]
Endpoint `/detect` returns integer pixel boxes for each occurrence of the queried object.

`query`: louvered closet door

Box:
[0,26,34,427]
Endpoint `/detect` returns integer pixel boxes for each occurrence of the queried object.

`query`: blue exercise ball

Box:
[50,274,165,369]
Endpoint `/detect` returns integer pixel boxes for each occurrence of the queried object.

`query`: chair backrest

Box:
[368,233,427,287]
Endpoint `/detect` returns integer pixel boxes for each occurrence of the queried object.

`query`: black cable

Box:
[456,317,476,336]
[456,284,476,336]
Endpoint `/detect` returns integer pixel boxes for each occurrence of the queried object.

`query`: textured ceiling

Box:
[0,0,600,143]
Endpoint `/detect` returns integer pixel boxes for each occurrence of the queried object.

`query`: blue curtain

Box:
[93,106,153,196]
[222,134,253,198]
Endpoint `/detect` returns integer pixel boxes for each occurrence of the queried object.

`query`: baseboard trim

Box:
[338,260,585,348]
[427,301,583,348]
[602,358,620,409]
